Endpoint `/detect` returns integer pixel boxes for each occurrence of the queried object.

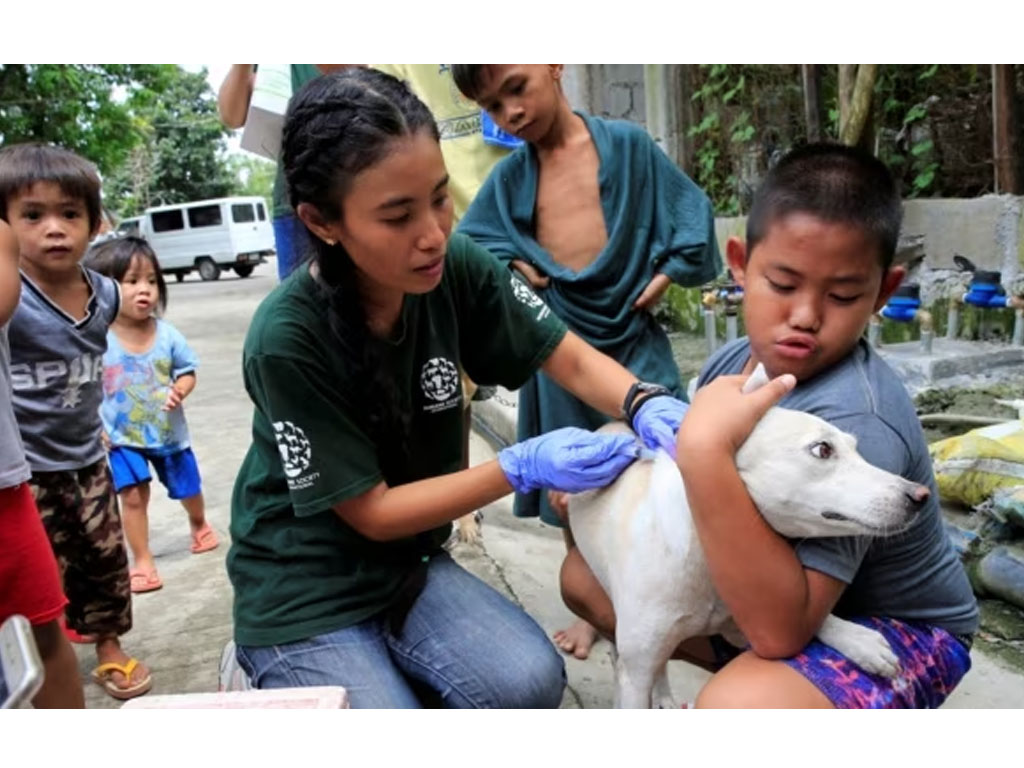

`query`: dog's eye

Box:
[809,441,835,459]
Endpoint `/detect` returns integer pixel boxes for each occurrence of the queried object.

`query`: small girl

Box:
[85,236,217,593]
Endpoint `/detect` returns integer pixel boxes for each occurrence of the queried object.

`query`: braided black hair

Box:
[281,67,439,482]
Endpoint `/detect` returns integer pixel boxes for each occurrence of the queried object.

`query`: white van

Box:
[115,196,275,281]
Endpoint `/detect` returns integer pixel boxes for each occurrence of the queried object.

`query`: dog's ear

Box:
[741,363,770,394]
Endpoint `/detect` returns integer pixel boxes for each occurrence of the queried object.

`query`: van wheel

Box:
[234,264,254,278]
[197,258,221,281]
[174,271,186,283]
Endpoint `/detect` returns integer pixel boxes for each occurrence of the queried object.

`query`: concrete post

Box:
[643,65,694,171]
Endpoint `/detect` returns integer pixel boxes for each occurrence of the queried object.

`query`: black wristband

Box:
[627,390,674,423]
[621,381,671,421]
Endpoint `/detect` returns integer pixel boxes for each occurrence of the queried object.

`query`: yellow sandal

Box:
[91,658,152,701]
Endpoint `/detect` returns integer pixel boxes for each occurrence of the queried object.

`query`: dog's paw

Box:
[817,616,901,678]
[845,633,900,678]
[453,511,483,546]
[654,693,679,709]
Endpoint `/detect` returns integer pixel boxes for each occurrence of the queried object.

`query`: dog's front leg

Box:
[651,666,677,709]
[816,614,900,678]
[614,657,654,708]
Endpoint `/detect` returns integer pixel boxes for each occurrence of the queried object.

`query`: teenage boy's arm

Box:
[218,65,256,129]
[677,373,847,659]
[0,219,20,326]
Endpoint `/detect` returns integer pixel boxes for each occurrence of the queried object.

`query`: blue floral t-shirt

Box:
[101,319,198,454]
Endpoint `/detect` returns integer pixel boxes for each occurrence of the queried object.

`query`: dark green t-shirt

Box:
[270,64,321,219]
[228,233,567,646]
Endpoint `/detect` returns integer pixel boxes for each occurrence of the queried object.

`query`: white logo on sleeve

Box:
[510,274,550,321]
[420,357,461,414]
[272,421,312,478]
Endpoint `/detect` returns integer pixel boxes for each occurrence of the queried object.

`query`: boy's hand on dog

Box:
[678,372,796,458]
[511,259,550,289]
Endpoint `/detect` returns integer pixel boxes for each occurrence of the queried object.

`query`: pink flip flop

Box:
[190,523,219,554]
[130,568,163,594]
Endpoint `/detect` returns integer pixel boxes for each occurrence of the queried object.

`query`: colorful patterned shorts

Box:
[783,616,972,709]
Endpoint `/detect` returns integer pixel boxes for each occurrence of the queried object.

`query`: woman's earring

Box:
[324,237,336,246]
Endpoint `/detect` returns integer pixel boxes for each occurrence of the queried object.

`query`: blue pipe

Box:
[717,285,743,304]
[881,284,921,322]
[962,285,1011,309]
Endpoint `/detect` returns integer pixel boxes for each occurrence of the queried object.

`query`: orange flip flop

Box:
[190,523,219,554]
[129,568,163,594]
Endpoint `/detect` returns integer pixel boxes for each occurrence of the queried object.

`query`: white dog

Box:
[567,365,930,708]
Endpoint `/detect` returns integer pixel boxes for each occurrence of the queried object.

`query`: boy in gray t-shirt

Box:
[678,144,977,708]
[1,217,85,707]
[0,144,151,701]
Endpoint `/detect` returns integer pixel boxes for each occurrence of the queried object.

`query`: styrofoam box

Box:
[239,64,292,161]
[121,686,349,709]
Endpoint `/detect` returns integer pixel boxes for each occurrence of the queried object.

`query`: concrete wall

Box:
[712,197,1024,296]
[563,65,646,127]
[902,196,1024,285]
[565,65,1024,298]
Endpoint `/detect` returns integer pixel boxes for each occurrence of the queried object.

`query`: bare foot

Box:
[553,618,599,660]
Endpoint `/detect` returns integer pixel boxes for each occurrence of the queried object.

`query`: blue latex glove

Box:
[498,427,641,494]
[632,396,689,459]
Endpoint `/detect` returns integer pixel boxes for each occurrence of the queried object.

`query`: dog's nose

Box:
[906,485,930,508]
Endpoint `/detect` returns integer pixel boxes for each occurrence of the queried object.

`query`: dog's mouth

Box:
[821,510,916,535]
[821,511,884,533]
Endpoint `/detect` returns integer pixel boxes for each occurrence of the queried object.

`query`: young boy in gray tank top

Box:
[0,144,152,701]
[678,144,977,708]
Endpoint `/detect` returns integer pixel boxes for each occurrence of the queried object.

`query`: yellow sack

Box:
[930,420,1024,507]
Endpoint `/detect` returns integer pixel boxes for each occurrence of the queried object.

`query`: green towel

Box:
[458,112,722,525]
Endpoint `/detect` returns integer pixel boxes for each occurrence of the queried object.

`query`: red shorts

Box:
[0,482,67,626]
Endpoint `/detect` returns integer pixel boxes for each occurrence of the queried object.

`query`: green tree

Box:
[227,154,276,206]
[105,68,234,216]
[1,65,235,219]
[0,64,173,176]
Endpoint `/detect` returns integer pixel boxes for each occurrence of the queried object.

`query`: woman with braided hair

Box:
[226,67,691,708]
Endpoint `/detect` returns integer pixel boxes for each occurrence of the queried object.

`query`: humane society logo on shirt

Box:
[509,274,551,322]
[273,420,320,491]
[420,357,461,414]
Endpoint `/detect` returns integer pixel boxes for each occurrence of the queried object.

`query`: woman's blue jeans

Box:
[236,553,566,708]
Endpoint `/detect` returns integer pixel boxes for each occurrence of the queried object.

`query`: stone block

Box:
[976,545,1024,611]
[877,338,1024,389]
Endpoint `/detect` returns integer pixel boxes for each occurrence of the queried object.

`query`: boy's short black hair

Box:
[746,142,902,269]
[84,235,168,315]
[451,65,487,101]
[0,143,103,232]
